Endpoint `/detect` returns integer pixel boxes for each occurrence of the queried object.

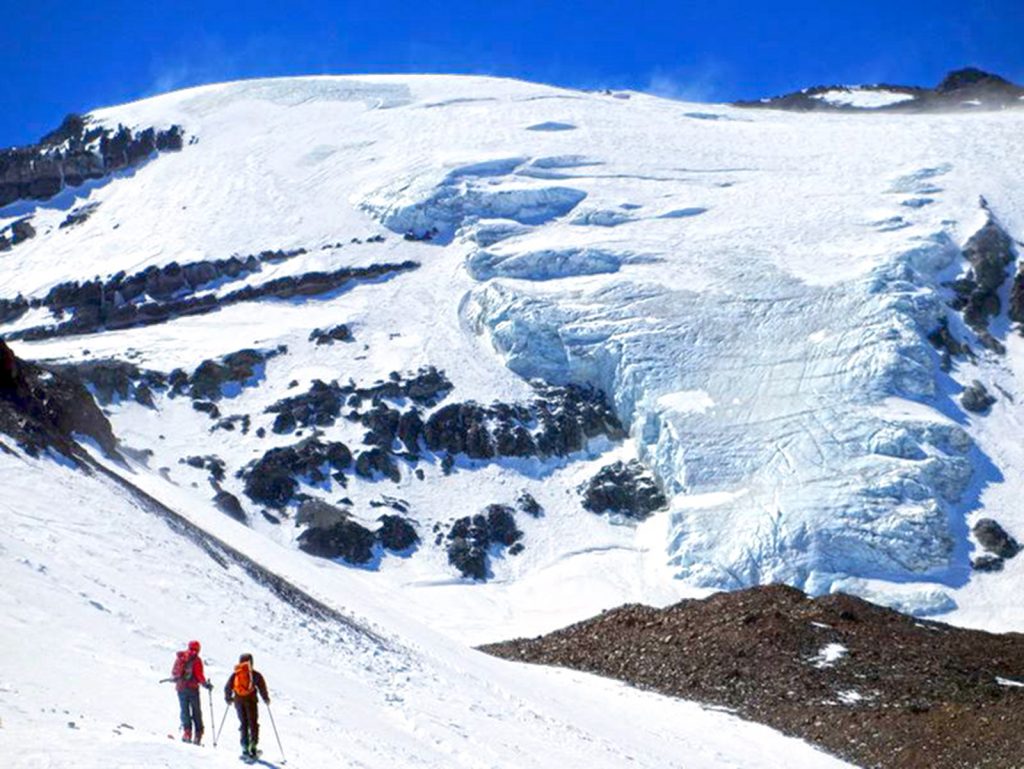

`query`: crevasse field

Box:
[1,74,1021,768]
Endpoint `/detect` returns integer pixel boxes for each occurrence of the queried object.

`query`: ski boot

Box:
[182,728,192,743]
[193,729,203,745]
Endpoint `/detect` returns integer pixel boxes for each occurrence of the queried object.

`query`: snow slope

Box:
[0,448,852,769]
[810,88,916,108]
[1,74,1023,634]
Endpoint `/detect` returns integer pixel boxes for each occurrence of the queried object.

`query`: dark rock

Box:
[298,519,376,564]
[241,437,352,508]
[926,318,970,371]
[580,460,667,520]
[295,498,349,528]
[261,510,281,525]
[51,358,165,407]
[0,339,119,461]
[376,515,419,551]
[485,504,523,547]
[937,67,1012,93]
[960,380,996,413]
[181,455,225,482]
[444,505,522,580]
[188,348,280,401]
[59,203,100,229]
[309,324,352,345]
[959,217,1015,333]
[397,409,423,453]
[5,252,417,342]
[354,448,400,483]
[359,402,401,448]
[1010,270,1024,326]
[971,555,1004,572]
[267,379,344,431]
[516,492,543,517]
[272,411,296,434]
[447,538,488,581]
[212,414,250,434]
[973,519,1021,559]
[213,490,246,522]
[192,400,220,419]
[423,381,621,462]
[0,115,184,209]
[6,218,36,245]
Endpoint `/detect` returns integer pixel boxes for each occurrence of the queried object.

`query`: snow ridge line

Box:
[86,456,394,651]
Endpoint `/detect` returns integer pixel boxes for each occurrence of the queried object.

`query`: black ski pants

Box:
[235,694,259,748]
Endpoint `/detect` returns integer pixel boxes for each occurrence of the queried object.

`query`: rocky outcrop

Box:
[926,317,971,371]
[579,460,667,519]
[1010,268,1024,327]
[421,382,624,461]
[483,584,1024,769]
[309,324,352,345]
[295,499,350,528]
[960,380,996,413]
[973,518,1021,560]
[0,114,183,209]
[0,217,36,251]
[3,249,416,341]
[298,517,376,565]
[241,437,353,508]
[376,514,419,551]
[181,454,226,482]
[213,490,246,522]
[445,504,524,580]
[950,216,1016,349]
[183,348,283,401]
[737,67,1024,113]
[266,367,452,434]
[353,447,400,483]
[268,373,622,490]
[0,339,118,461]
[516,491,543,517]
[52,358,164,407]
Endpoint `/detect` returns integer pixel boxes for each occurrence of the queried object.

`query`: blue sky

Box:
[2,0,1022,147]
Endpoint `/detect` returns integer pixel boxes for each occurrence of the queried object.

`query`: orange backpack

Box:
[233,660,255,697]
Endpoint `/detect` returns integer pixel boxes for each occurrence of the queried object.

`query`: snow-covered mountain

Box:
[739,66,1024,112]
[1,71,1023,767]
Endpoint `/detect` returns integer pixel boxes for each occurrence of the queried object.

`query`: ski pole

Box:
[215,700,231,746]
[266,701,285,762]
[208,687,218,747]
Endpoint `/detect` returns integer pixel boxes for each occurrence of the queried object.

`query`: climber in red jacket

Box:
[171,639,213,743]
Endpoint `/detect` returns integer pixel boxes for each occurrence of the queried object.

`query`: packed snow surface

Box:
[0,450,853,769]
[0,75,1023,767]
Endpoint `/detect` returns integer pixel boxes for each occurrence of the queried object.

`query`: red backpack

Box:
[172,651,195,682]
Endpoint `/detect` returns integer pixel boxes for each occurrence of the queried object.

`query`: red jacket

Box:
[172,651,208,692]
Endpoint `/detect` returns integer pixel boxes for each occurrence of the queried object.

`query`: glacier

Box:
[2,74,1023,625]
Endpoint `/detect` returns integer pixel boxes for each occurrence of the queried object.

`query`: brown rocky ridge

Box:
[482,585,1024,769]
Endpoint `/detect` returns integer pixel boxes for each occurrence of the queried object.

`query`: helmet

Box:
[239,653,253,663]
[188,640,201,653]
